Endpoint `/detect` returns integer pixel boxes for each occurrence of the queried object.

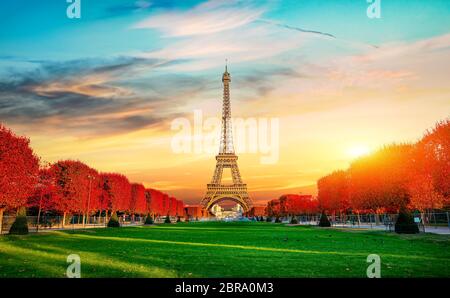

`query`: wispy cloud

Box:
[134,0,265,36]
[0,56,192,136]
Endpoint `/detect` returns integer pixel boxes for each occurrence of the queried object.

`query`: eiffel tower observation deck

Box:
[200,63,253,213]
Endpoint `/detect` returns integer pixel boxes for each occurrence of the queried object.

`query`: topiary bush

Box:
[144,213,154,225]
[107,212,120,227]
[395,209,419,234]
[318,211,331,227]
[290,216,298,224]
[9,207,29,235]
[164,215,171,224]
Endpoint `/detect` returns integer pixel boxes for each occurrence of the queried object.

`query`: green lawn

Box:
[0,222,449,277]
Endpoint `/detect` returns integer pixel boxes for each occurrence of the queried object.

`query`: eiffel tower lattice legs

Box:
[201,154,252,212]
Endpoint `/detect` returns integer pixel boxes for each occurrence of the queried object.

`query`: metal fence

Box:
[277,212,450,233]
[0,214,147,234]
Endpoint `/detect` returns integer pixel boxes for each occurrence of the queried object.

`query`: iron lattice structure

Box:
[200,65,253,212]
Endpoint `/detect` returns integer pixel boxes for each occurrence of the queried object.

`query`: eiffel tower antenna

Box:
[200,63,252,213]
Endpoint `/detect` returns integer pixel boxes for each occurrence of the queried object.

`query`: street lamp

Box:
[84,174,95,227]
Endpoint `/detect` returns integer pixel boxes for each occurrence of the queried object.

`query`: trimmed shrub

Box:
[275,217,281,223]
[290,216,298,224]
[9,207,29,235]
[164,215,171,224]
[176,216,181,223]
[266,216,272,222]
[107,212,120,227]
[144,214,154,225]
[395,209,419,234]
[318,211,331,227]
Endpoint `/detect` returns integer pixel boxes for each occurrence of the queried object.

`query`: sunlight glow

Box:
[347,145,371,159]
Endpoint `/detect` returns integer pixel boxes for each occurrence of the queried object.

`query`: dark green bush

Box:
[176,216,181,223]
[266,216,272,222]
[395,209,419,234]
[290,216,298,224]
[9,207,29,235]
[144,214,154,225]
[275,217,281,223]
[107,212,120,227]
[164,215,171,224]
[318,211,331,227]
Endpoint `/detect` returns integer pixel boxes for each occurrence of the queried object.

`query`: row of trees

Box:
[266,194,319,217]
[317,119,449,215]
[0,124,185,231]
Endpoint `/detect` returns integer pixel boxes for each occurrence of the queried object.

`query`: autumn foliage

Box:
[317,119,450,215]
[0,125,39,212]
[266,195,319,217]
[0,124,187,225]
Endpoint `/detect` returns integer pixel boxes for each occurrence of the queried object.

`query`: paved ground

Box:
[292,222,450,235]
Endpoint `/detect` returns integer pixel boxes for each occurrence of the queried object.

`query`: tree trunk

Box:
[62,212,66,228]
[36,206,42,232]
[0,208,4,235]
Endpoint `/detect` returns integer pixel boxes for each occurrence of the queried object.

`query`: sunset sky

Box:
[0,0,449,205]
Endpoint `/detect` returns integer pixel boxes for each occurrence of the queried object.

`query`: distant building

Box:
[184,205,208,219]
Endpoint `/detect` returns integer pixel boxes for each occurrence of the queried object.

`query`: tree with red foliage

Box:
[162,194,170,215]
[169,197,178,217]
[176,200,185,217]
[317,170,350,213]
[49,160,100,226]
[101,173,131,214]
[266,199,281,217]
[130,183,146,216]
[27,167,59,230]
[414,119,449,206]
[146,189,164,217]
[0,124,40,233]
[349,144,414,213]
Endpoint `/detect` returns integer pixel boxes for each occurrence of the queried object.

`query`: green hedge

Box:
[9,207,29,235]
[318,211,331,227]
[395,210,419,234]
[107,212,120,228]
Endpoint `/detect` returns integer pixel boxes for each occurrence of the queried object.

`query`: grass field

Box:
[0,222,449,277]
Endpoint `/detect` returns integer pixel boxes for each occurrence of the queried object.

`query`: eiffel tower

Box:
[200,63,253,213]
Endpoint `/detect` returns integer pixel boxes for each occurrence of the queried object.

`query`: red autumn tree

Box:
[101,173,131,213]
[278,194,319,216]
[130,183,146,215]
[266,199,281,217]
[317,170,350,213]
[162,194,170,215]
[146,189,164,216]
[176,200,185,217]
[415,119,450,206]
[49,160,100,225]
[169,197,178,216]
[0,124,40,231]
[349,144,414,213]
[27,167,59,219]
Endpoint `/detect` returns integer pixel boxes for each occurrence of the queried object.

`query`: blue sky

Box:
[0,0,449,203]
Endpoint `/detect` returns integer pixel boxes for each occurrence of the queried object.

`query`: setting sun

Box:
[347,145,371,159]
